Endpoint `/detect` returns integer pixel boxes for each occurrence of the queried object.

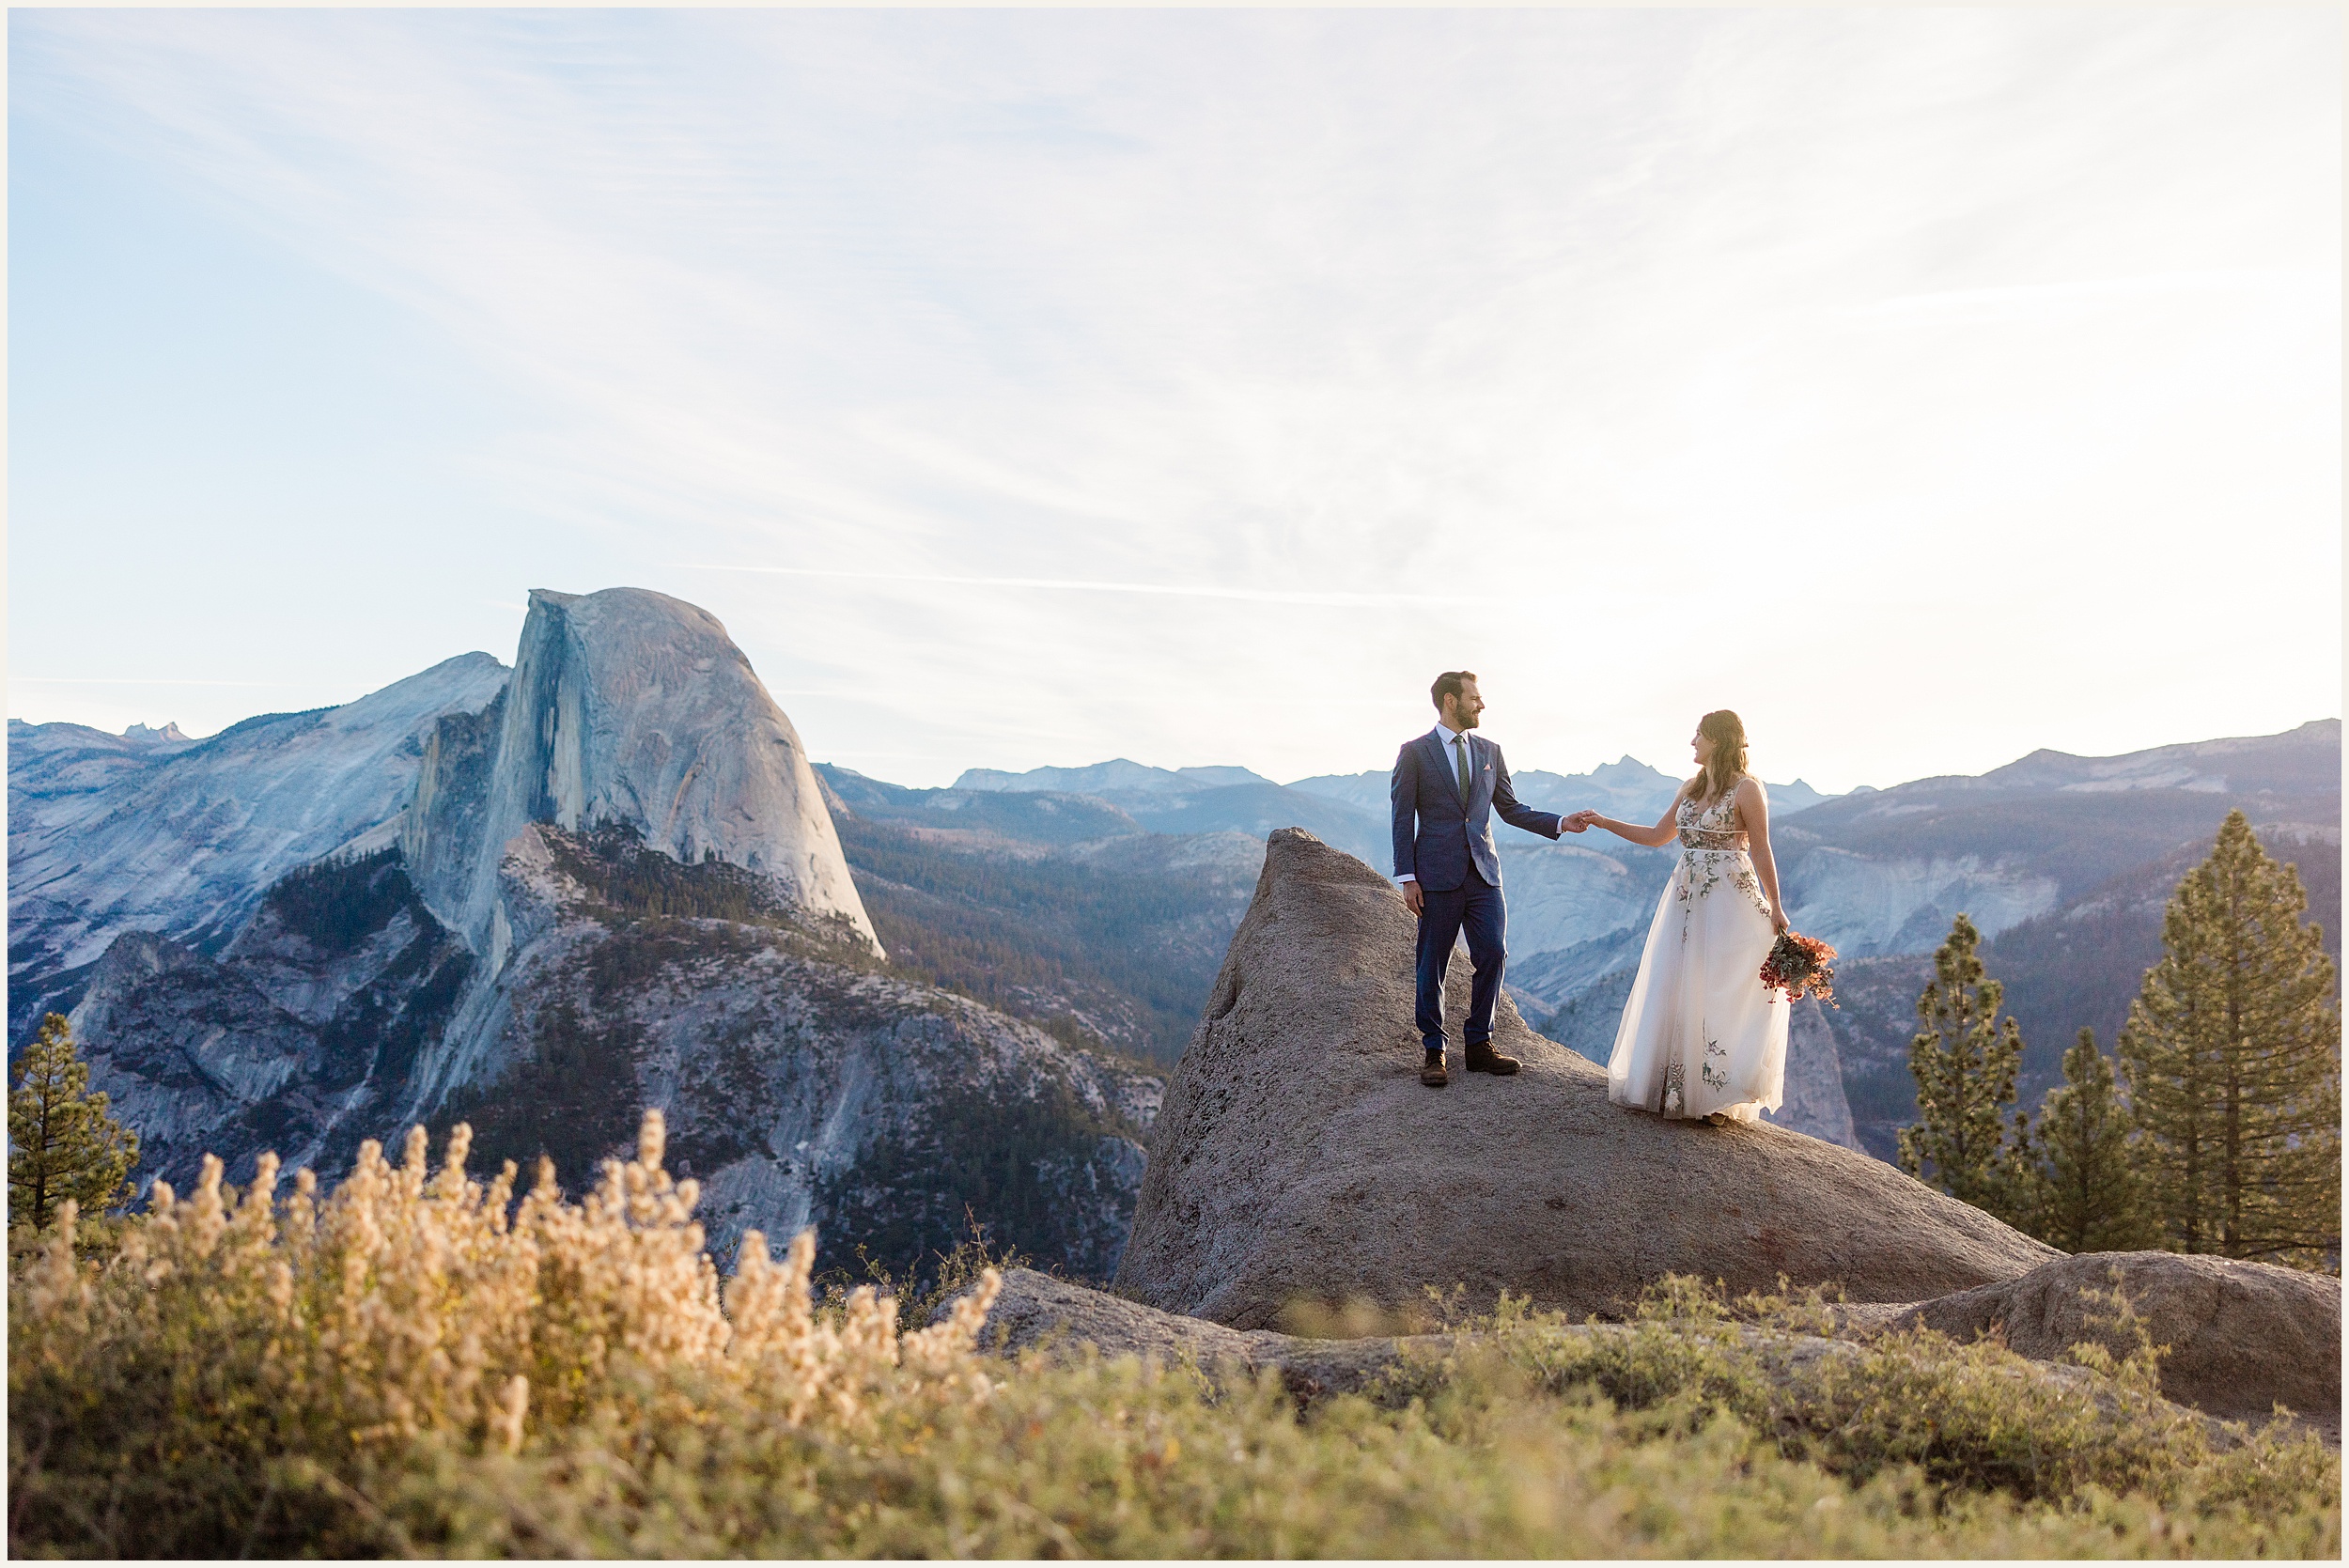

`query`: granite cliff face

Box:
[11,589,1154,1276]
[401,588,878,964]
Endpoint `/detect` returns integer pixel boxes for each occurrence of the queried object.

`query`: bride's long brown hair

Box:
[1691,710,1750,804]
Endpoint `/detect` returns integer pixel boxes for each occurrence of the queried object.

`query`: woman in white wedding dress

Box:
[1573,710,1793,1124]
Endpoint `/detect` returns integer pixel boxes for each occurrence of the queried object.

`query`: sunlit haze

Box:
[9,8,2340,790]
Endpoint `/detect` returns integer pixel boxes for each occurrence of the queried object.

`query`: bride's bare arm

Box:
[1736,778,1791,933]
[1588,784,1687,848]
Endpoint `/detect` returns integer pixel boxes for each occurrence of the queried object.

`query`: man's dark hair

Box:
[1430,671,1478,712]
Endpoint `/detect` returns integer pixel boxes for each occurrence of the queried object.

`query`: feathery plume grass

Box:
[9,1111,1001,1554]
[9,1116,2334,1559]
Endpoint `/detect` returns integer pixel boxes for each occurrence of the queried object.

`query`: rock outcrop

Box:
[401,587,879,960]
[975,1267,1435,1404]
[972,1268,2233,1437]
[1114,829,2061,1328]
[1857,1250,2341,1439]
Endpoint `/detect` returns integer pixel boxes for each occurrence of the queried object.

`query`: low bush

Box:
[10,1115,2339,1558]
[9,1113,997,1556]
[1380,1276,2334,1521]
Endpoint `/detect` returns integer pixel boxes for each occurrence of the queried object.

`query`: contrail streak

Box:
[9,676,284,687]
[676,563,1488,607]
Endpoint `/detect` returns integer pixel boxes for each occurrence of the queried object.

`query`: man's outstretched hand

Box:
[1403,880,1424,917]
[1563,809,1602,833]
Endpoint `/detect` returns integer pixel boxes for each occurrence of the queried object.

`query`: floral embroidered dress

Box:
[1604,784,1790,1123]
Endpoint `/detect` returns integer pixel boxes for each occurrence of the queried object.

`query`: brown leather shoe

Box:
[1465,1042,1520,1075]
[1421,1050,1449,1087]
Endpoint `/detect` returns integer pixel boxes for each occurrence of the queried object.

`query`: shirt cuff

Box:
[1397,873,1416,883]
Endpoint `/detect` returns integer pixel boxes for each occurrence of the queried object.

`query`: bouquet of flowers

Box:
[1760,930,1838,1005]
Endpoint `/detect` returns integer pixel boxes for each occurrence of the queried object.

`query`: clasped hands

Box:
[1400,809,1606,919]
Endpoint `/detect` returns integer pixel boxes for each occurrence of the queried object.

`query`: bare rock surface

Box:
[974,1268,2228,1437]
[403,587,880,959]
[1855,1250,2342,1439]
[1114,829,2060,1329]
[977,1268,1428,1403]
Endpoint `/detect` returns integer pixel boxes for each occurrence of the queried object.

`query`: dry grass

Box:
[9,1112,2339,1559]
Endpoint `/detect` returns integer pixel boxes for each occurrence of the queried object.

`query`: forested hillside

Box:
[820,767,1257,1064]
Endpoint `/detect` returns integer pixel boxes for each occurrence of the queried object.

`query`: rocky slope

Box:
[60,849,477,1188]
[419,820,1157,1272]
[1113,830,2059,1327]
[13,589,1158,1277]
[8,653,509,1031]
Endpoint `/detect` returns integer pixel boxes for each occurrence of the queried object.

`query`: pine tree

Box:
[8,1013,140,1233]
[2018,1028,2157,1252]
[1898,913,2029,1221]
[2119,812,2341,1265]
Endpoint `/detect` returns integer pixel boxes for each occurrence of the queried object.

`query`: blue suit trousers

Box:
[1414,867,1505,1050]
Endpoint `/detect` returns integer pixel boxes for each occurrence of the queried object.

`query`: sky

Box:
[8,8,2341,792]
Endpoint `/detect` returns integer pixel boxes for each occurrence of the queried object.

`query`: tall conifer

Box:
[2119,812,2341,1265]
[1898,913,2028,1222]
[8,1013,139,1233]
[2018,1028,2156,1252]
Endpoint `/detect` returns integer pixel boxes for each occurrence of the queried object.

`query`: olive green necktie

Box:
[1454,735,1470,804]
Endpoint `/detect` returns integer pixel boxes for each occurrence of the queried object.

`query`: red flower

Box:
[1760,931,1838,1006]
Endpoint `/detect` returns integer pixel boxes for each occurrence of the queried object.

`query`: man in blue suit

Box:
[1392,670,1586,1087]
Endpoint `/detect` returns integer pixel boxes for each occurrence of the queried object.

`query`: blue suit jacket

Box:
[1391,729,1564,892]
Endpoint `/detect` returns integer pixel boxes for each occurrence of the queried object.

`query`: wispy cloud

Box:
[8,8,2339,787]
[1841,268,2333,324]
[678,564,1501,609]
[9,677,286,688]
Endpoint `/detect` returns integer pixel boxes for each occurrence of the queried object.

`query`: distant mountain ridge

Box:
[12,641,2337,1179]
[826,720,2340,1156]
[957,760,1269,797]
[9,654,512,982]
[959,753,1835,824]
[1288,756,1836,821]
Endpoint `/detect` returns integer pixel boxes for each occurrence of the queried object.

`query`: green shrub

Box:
[1383,1276,2333,1521]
